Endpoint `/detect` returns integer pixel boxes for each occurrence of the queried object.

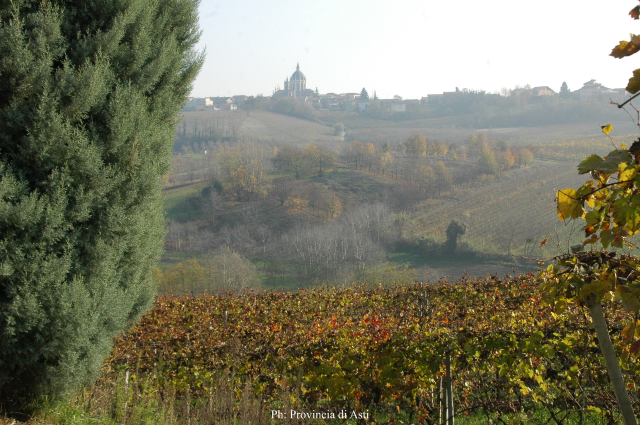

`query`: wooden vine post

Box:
[438,352,455,425]
[445,353,454,425]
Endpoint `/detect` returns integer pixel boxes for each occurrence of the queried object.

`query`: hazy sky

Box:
[191,1,637,99]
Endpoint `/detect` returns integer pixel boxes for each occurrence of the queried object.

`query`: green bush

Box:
[0,0,203,404]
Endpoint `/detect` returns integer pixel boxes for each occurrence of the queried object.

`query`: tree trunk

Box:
[587,297,637,425]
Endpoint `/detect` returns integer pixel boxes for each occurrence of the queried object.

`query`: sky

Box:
[190,0,638,100]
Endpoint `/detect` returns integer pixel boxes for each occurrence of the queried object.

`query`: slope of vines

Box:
[107,276,639,423]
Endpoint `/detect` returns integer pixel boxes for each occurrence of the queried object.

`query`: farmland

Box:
[6,105,640,425]
[160,108,640,288]
[87,277,640,423]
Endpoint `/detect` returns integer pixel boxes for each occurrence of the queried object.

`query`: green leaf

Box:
[597,150,633,173]
[616,286,640,313]
[601,229,614,248]
[577,155,604,174]
[627,69,640,94]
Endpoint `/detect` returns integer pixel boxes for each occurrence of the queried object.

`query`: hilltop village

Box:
[185,63,630,112]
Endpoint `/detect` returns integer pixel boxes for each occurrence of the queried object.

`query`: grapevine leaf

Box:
[616,286,640,313]
[620,166,637,182]
[577,154,604,174]
[622,323,636,340]
[630,139,640,157]
[598,150,633,173]
[557,189,582,220]
[627,68,640,94]
[601,124,613,135]
[632,5,640,20]
[630,339,640,356]
[601,229,614,248]
[580,280,612,300]
[611,40,640,58]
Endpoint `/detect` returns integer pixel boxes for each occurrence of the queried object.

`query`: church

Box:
[272,63,315,100]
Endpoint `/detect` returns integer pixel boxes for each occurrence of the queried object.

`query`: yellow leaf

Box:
[620,166,637,182]
[623,324,634,340]
[622,144,628,150]
[602,124,613,135]
[557,189,582,220]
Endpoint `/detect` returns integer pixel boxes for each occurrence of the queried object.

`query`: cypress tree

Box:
[0,0,203,402]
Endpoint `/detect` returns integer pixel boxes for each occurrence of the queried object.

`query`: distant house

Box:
[442,91,461,103]
[204,97,237,110]
[575,79,619,98]
[232,95,249,107]
[210,96,235,106]
[341,101,356,111]
[185,97,206,108]
[420,96,429,104]
[532,86,556,96]
[427,94,443,104]
[305,97,322,107]
[380,99,406,112]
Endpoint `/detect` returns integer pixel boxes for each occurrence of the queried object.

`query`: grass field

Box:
[163,183,204,222]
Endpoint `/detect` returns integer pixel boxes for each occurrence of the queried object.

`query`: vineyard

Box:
[412,161,596,258]
[106,276,639,423]
[240,110,336,146]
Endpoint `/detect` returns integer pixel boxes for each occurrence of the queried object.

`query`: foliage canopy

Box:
[0,0,203,402]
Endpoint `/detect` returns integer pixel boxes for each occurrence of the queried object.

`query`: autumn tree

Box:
[363,143,377,172]
[0,0,203,402]
[519,148,533,166]
[496,148,516,171]
[341,140,365,169]
[434,161,453,195]
[273,145,309,179]
[478,145,500,175]
[466,133,486,160]
[303,144,337,176]
[416,164,435,196]
[402,134,427,156]
[219,142,270,200]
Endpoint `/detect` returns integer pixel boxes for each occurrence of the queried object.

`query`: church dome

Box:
[291,63,306,81]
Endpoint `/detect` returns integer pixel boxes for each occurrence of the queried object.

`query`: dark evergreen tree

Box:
[0,0,203,402]
[560,81,571,98]
[444,220,467,255]
[373,90,378,100]
[360,87,370,101]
